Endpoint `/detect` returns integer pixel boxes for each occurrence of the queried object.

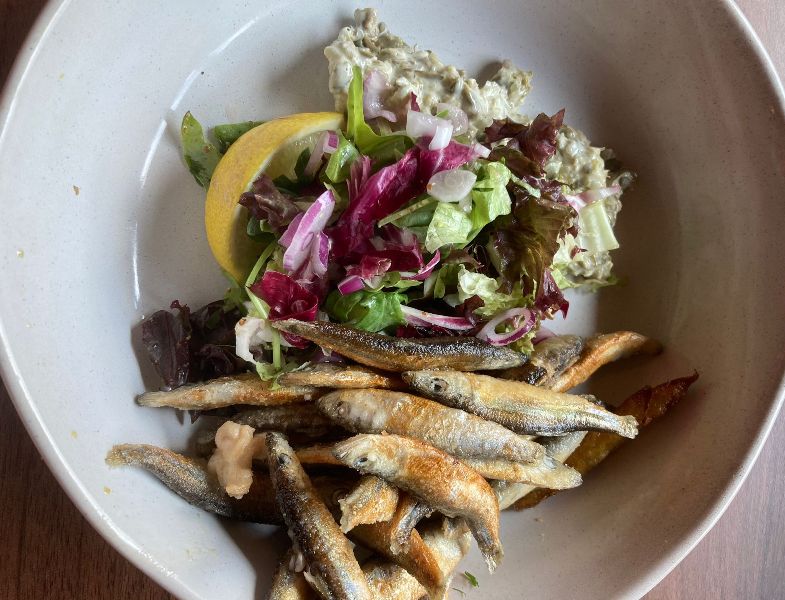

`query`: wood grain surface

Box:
[1,1,783,599]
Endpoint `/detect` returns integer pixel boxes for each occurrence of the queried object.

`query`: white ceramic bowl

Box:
[2,1,784,598]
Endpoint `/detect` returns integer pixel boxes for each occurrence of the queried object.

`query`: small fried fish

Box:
[514,373,699,509]
[497,334,584,385]
[362,559,427,600]
[338,475,399,532]
[137,373,316,410]
[105,444,282,524]
[265,432,372,600]
[279,363,406,390]
[333,434,503,572]
[319,389,543,463]
[491,431,588,509]
[271,319,527,371]
[269,549,315,600]
[461,454,582,489]
[550,331,663,392]
[404,370,638,438]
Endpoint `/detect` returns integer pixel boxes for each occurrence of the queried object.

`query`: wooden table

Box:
[1,1,784,598]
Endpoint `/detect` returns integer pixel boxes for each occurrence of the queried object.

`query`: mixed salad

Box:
[145,8,633,390]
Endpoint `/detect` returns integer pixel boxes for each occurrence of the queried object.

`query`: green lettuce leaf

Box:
[346,65,412,162]
[181,112,222,188]
[325,289,407,332]
[576,200,619,253]
[425,202,473,253]
[432,263,463,299]
[325,131,360,183]
[456,267,531,317]
[213,120,264,153]
[467,162,512,240]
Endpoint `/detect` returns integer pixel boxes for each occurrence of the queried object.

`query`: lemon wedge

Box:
[205,112,343,282]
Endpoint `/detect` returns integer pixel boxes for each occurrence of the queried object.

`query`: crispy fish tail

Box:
[271,319,527,372]
[492,431,588,509]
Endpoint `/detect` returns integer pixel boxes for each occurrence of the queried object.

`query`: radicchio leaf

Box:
[330,141,481,259]
[330,148,420,257]
[251,271,318,348]
[239,174,302,234]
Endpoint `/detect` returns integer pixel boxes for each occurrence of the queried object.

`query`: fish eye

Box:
[432,378,447,393]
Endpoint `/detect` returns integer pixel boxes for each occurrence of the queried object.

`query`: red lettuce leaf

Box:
[485,109,565,166]
[239,174,301,234]
[488,187,576,297]
[141,300,246,390]
[534,268,569,318]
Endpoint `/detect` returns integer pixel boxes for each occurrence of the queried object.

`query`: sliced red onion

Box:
[364,70,397,122]
[337,274,365,295]
[436,102,469,135]
[282,189,335,273]
[564,184,622,211]
[399,305,474,331]
[426,169,477,202]
[406,109,453,142]
[471,142,491,159]
[400,250,440,281]
[477,307,536,346]
[279,213,304,248]
[303,131,340,179]
[310,232,330,278]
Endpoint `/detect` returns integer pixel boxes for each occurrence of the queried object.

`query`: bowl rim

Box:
[1,1,784,598]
